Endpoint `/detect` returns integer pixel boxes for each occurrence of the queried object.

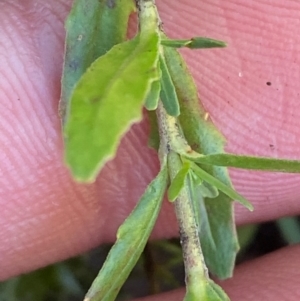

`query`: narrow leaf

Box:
[168,161,191,202]
[198,180,219,199]
[163,41,238,278]
[190,170,203,186]
[84,165,168,301]
[186,153,300,173]
[161,37,226,49]
[160,53,180,116]
[147,110,160,150]
[189,37,226,49]
[190,169,219,198]
[60,0,135,122]
[144,78,161,110]
[191,163,253,211]
[64,32,160,182]
[189,173,217,251]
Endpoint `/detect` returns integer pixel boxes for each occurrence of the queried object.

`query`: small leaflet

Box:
[186,153,300,174]
[191,163,253,211]
[161,37,226,49]
[167,161,191,202]
[144,78,161,110]
[159,54,180,117]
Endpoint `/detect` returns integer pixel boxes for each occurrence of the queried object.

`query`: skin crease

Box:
[0,0,300,299]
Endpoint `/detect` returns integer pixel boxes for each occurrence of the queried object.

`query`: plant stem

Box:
[136,0,162,35]
[140,2,230,299]
[156,102,209,297]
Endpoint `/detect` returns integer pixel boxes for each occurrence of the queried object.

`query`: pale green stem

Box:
[136,0,162,35]
[156,102,209,295]
[140,0,214,297]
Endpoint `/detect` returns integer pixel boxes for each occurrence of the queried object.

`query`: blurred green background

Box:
[1,216,300,301]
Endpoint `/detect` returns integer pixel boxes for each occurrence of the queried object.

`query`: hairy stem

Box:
[156,102,209,296]
[136,0,162,34]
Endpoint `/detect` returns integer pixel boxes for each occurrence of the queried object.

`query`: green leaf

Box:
[163,42,238,279]
[144,77,161,110]
[237,224,258,250]
[197,180,219,199]
[64,32,160,182]
[84,165,168,301]
[189,173,217,251]
[276,217,300,245]
[190,169,219,199]
[185,153,300,173]
[161,37,226,49]
[60,0,135,122]
[191,163,253,210]
[159,53,180,116]
[168,161,191,202]
[147,110,160,151]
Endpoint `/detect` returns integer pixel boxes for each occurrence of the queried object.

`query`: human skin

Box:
[1,0,300,300]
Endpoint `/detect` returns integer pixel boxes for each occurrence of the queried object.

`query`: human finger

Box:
[1,0,300,280]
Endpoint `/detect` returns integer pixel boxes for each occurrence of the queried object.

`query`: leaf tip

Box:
[68,170,97,184]
[248,203,254,212]
[167,189,177,202]
[64,155,100,184]
[239,200,254,212]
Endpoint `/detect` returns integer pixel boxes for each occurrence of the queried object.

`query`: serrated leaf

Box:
[160,53,180,116]
[84,165,168,301]
[168,161,191,202]
[163,43,238,279]
[191,163,253,211]
[161,37,226,49]
[64,32,160,182]
[185,153,300,173]
[60,0,135,122]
